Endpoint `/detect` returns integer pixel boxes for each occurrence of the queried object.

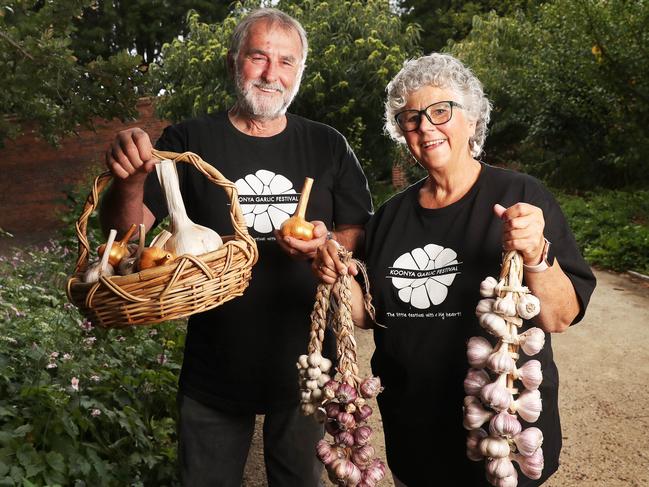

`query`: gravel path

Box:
[242,269,649,486]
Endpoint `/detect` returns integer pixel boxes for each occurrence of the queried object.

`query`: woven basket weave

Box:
[66,150,258,328]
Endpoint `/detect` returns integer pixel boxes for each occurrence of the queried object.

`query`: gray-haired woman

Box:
[314,53,596,486]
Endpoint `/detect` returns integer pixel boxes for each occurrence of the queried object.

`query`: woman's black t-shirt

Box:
[364,163,595,486]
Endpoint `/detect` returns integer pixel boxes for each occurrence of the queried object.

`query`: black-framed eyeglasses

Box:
[394,100,464,132]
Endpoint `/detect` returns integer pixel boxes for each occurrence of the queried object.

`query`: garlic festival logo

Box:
[388,244,460,309]
[235,170,299,234]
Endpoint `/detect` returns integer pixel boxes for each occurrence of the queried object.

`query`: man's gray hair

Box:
[230,8,308,71]
[384,53,492,157]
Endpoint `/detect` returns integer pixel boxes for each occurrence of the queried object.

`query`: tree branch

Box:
[0,29,34,60]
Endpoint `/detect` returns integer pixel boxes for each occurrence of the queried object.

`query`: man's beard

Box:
[234,67,301,121]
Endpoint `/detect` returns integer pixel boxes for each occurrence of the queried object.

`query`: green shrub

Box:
[0,241,184,486]
[558,190,649,275]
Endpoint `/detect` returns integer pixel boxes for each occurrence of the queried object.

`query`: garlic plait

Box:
[296,351,332,415]
[465,251,547,487]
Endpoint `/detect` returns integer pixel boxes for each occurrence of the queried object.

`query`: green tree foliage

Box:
[450,0,649,189]
[0,1,142,147]
[398,0,545,53]
[70,0,231,65]
[151,0,421,182]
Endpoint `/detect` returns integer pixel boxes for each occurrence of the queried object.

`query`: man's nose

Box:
[262,60,279,82]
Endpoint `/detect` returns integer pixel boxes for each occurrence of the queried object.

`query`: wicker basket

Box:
[66,150,258,328]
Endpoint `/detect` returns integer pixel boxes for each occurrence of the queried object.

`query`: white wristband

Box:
[523,238,552,273]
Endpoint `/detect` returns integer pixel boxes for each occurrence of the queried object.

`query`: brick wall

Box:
[0,98,168,250]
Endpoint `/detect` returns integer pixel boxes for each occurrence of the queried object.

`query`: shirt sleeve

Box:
[331,131,373,226]
[530,182,597,325]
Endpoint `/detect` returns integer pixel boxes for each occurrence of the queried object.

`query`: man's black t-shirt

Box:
[143,112,372,413]
[364,163,595,486]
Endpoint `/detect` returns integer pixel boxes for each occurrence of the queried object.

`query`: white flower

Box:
[91,408,101,417]
[62,353,72,361]
[235,170,298,234]
[71,377,79,391]
[84,337,97,346]
[390,244,459,309]
[157,353,167,365]
[46,363,57,369]
[90,375,100,382]
[49,352,59,360]
[79,319,93,331]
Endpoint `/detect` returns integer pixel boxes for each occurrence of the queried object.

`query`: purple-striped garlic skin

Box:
[359,376,383,399]
[467,336,494,369]
[316,439,336,465]
[336,411,356,431]
[489,411,522,438]
[511,389,542,423]
[466,428,488,461]
[517,294,541,320]
[516,360,543,390]
[353,404,373,422]
[512,447,544,480]
[479,436,511,459]
[351,444,375,468]
[480,375,513,412]
[362,459,386,485]
[353,425,373,446]
[330,458,362,485]
[513,427,544,456]
[486,457,517,479]
[463,396,494,430]
[479,312,509,337]
[517,327,545,356]
[334,430,355,448]
[336,383,358,404]
[464,368,491,396]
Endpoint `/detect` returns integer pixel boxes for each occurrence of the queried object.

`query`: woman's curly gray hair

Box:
[384,53,492,157]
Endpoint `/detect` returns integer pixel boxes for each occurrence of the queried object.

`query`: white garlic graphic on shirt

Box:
[235,170,298,234]
[390,244,459,309]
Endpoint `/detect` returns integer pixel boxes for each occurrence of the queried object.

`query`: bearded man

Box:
[100,7,372,487]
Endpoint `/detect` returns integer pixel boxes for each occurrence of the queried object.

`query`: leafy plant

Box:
[0,243,184,486]
[557,190,649,274]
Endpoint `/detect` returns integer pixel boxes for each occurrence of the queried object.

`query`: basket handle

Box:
[73,150,256,274]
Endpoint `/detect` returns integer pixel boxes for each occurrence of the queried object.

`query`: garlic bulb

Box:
[464,368,491,396]
[479,436,511,459]
[510,389,542,423]
[487,342,517,375]
[466,428,488,461]
[359,376,383,399]
[489,411,522,438]
[516,294,541,320]
[513,427,544,456]
[480,374,513,412]
[517,327,546,356]
[280,177,315,241]
[512,448,544,480]
[486,457,516,479]
[480,276,498,297]
[97,224,137,267]
[117,223,146,275]
[156,159,222,256]
[463,396,494,430]
[487,471,518,487]
[83,229,117,283]
[467,336,494,368]
[476,298,495,316]
[515,360,543,390]
[479,312,509,337]
[493,294,517,317]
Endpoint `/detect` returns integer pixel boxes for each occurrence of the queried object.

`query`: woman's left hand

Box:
[494,203,546,265]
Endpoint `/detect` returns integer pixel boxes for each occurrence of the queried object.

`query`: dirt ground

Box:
[242,269,649,486]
